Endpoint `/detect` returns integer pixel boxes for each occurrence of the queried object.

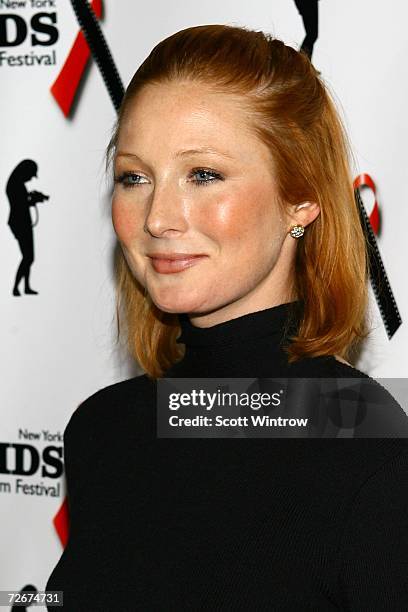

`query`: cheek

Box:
[111,196,141,244]
[206,186,282,247]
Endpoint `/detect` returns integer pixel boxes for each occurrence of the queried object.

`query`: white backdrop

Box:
[1,0,407,603]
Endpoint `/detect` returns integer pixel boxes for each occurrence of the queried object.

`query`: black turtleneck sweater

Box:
[46,302,408,611]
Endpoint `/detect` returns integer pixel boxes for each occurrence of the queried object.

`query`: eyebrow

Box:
[115,146,234,161]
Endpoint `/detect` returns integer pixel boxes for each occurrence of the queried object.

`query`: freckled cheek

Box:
[111,197,143,244]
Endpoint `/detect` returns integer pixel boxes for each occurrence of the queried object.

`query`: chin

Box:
[149,289,209,315]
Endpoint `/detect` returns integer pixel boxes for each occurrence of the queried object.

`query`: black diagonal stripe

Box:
[355,188,402,338]
[70,0,124,112]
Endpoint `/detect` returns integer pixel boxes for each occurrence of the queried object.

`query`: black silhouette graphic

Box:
[6,159,49,296]
[294,0,319,59]
[10,584,37,610]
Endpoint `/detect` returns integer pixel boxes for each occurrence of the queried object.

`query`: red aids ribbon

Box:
[53,496,70,547]
[50,0,103,117]
[353,173,380,235]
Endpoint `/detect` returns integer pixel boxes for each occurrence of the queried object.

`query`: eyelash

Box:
[113,168,224,189]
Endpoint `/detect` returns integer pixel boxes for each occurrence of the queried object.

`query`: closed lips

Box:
[148,253,207,275]
[148,254,206,260]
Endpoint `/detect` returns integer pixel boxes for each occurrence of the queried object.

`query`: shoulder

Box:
[333,360,408,437]
[288,355,408,437]
[84,372,155,405]
[286,353,368,378]
[67,373,155,421]
[64,374,156,445]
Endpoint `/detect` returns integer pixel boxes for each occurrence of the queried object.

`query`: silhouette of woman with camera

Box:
[294,0,319,59]
[6,159,48,296]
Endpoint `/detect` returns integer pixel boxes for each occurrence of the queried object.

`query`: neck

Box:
[186,289,298,330]
[164,300,303,378]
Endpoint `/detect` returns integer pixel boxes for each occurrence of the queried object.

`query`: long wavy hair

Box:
[105,24,369,380]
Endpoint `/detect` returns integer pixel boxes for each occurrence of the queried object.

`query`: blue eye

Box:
[190,168,224,187]
[114,172,147,189]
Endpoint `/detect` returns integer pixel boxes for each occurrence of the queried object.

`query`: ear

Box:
[286,200,320,230]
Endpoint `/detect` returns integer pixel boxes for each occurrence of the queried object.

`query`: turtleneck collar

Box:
[163,299,337,378]
[175,301,302,348]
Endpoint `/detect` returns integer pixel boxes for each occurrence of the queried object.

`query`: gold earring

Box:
[289,224,305,238]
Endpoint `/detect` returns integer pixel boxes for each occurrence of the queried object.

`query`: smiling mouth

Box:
[148,255,208,274]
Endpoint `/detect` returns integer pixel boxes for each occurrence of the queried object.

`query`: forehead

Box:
[116,81,272,166]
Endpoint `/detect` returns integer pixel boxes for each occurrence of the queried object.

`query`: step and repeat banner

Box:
[1,0,407,605]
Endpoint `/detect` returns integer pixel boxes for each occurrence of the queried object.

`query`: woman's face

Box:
[112,81,302,325]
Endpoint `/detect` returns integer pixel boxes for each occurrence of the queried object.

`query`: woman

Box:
[6,159,39,296]
[46,24,408,610]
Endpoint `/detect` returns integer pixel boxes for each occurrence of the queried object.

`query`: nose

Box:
[144,184,189,237]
